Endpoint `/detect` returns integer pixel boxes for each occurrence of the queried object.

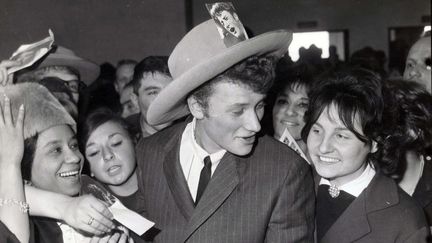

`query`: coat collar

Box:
[321,173,399,242]
[163,122,196,221]
[162,121,242,241]
[183,152,241,241]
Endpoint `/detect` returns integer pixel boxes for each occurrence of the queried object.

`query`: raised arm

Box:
[0,94,29,243]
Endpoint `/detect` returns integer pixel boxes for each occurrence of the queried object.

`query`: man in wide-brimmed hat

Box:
[135,16,315,243]
[16,45,100,104]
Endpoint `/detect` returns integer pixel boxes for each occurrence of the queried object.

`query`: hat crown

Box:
[0,83,76,139]
[53,46,77,57]
[168,20,227,79]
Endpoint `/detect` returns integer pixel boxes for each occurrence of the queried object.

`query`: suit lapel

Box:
[163,126,195,221]
[183,153,241,241]
[321,192,371,242]
[321,173,399,242]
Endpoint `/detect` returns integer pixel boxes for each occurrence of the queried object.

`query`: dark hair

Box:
[78,108,133,175]
[301,68,388,171]
[21,134,39,181]
[210,2,234,16]
[131,56,170,95]
[189,55,276,115]
[263,64,314,136]
[378,79,432,179]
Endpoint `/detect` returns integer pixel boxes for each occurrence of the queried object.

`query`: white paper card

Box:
[279,127,310,164]
[109,199,155,236]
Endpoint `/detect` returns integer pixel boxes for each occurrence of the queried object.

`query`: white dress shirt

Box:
[320,163,376,197]
[179,118,226,202]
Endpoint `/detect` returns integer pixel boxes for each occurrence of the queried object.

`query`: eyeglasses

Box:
[63,80,86,93]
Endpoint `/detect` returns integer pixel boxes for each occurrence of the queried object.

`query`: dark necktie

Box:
[195,156,212,206]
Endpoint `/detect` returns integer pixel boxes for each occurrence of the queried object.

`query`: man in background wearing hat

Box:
[16,45,100,105]
[136,17,315,243]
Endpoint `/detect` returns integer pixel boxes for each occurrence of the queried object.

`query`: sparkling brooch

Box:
[328,184,340,198]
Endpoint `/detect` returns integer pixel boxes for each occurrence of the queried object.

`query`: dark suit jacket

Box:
[413,160,432,226]
[319,173,430,243]
[136,121,315,243]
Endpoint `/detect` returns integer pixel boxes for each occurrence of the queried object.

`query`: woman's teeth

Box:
[58,171,79,177]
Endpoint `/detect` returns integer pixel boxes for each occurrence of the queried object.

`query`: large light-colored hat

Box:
[37,46,100,85]
[0,83,76,139]
[147,19,292,125]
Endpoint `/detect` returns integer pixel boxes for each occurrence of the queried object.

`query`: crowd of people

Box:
[0,5,431,243]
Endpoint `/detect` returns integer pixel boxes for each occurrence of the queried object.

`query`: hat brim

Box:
[147,30,292,125]
[38,54,100,85]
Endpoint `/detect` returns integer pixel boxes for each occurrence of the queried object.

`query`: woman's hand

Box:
[62,194,115,235]
[0,95,24,168]
[0,60,21,86]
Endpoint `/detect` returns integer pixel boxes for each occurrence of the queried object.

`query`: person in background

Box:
[38,77,79,120]
[114,59,137,94]
[79,108,144,242]
[79,109,140,211]
[404,31,431,93]
[119,82,140,118]
[302,68,429,242]
[130,56,173,138]
[270,69,313,154]
[0,60,29,243]
[380,79,432,228]
[16,45,100,104]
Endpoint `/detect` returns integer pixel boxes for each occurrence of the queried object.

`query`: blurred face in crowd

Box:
[41,69,80,103]
[272,84,309,140]
[31,125,83,196]
[136,72,172,131]
[115,64,135,93]
[85,121,136,186]
[120,85,139,118]
[307,104,376,186]
[52,91,79,120]
[216,10,242,38]
[404,36,431,93]
[190,82,265,156]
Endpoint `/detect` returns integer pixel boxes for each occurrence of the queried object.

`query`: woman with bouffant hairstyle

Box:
[379,79,432,226]
[302,68,430,242]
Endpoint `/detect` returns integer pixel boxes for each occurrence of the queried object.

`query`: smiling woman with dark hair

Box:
[302,68,430,242]
[1,83,133,243]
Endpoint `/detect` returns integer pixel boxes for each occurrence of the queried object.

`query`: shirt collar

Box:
[319,163,376,197]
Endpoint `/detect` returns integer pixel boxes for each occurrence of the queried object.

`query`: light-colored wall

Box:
[0,0,187,64]
[192,0,430,59]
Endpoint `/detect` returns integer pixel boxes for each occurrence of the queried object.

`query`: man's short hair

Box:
[209,2,235,17]
[189,55,275,115]
[131,56,170,95]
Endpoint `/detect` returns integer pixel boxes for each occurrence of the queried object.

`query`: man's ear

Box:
[187,96,205,120]
[371,140,378,153]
